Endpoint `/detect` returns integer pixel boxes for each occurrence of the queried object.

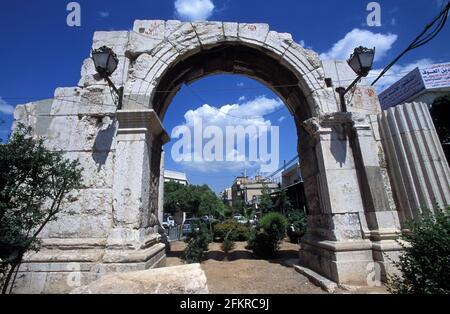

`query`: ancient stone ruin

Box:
[11,20,450,293]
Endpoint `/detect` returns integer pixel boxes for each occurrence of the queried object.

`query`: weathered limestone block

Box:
[283,42,321,76]
[307,88,339,116]
[71,264,208,294]
[331,213,364,241]
[348,87,381,115]
[128,20,166,58]
[263,30,293,56]
[112,139,150,228]
[192,21,225,47]
[301,68,326,95]
[44,115,116,152]
[324,169,364,214]
[105,228,160,251]
[165,20,201,55]
[238,23,269,46]
[35,187,112,240]
[65,151,115,189]
[223,22,238,39]
[92,31,130,56]
[50,86,118,116]
[133,20,166,39]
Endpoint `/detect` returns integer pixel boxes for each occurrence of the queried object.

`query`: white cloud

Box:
[370,58,435,93]
[278,116,286,123]
[0,97,14,115]
[320,28,398,62]
[183,95,282,131]
[173,95,283,172]
[238,96,246,102]
[99,11,110,18]
[237,82,245,87]
[174,0,215,21]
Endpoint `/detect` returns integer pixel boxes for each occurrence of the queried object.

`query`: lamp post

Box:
[336,46,375,112]
[91,46,124,110]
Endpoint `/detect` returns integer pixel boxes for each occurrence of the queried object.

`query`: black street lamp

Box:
[91,46,124,110]
[336,46,375,112]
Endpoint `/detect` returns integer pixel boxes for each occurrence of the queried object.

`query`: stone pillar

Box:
[102,109,169,272]
[299,113,375,285]
[299,112,404,285]
[158,150,165,224]
[378,102,450,223]
[350,114,402,280]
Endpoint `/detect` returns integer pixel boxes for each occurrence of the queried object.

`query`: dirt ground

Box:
[167,240,323,294]
[166,240,389,294]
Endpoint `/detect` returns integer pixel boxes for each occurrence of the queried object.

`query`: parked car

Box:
[233,215,248,225]
[182,218,201,236]
[162,215,175,228]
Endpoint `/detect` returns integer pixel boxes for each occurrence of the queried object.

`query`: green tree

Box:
[183,220,212,263]
[0,124,82,294]
[259,183,274,213]
[164,181,224,219]
[430,94,450,161]
[274,189,293,216]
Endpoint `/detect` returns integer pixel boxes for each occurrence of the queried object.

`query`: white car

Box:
[162,216,175,228]
[233,215,248,224]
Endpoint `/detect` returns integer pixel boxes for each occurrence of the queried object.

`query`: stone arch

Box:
[12,21,408,293]
[112,21,404,285]
[123,21,337,120]
[120,21,342,235]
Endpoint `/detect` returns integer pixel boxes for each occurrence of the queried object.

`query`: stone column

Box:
[350,114,402,281]
[102,109,169,272]
[158,150,165,224]
[378,102,450,223]
[299,113,375,285]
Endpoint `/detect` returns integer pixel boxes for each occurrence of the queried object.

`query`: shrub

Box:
[247,212,288,258]
[183,221,212,264]
[286,210,307,243]
[247,230,279,258]
[221,238,235,253]
[387,207,450,294]
[221,231,236,254]
[258,212,288,241]
[213,219,250,241]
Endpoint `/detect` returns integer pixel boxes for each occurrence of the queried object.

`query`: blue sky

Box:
[0,0,449,193]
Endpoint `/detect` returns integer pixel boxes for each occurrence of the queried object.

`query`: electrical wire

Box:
[371,2,450,86]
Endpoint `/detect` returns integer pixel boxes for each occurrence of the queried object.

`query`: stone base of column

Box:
[299,237,374,285]
[299,236,403,286]
[11,239,166,294]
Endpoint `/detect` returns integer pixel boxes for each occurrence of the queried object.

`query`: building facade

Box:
[231,176,279,207]
[163,170,189,185]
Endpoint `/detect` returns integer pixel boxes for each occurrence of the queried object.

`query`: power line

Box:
[371,1,450,86]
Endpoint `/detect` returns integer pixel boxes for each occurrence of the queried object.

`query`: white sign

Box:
[421,63,450,89]
[379,68,425,110]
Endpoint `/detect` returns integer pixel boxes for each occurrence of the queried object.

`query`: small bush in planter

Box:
[247,212,288,258]
[183,221,212,264]
[221,231,236,259]
[287,210,307,243]
[387,206,450,294]
[214,219,250,241]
